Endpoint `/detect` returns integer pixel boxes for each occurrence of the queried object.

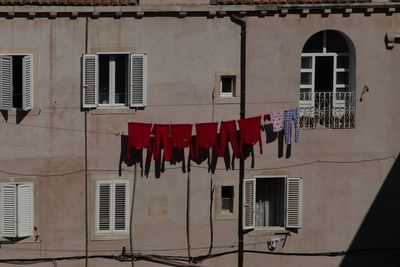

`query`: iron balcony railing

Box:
[299,92,356,129]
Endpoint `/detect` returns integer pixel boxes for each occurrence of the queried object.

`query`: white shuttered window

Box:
[96,180,129,235]
[0,183,34,238]
[243,176,302,231]
[0,55,33,111]
[82,53,147,109]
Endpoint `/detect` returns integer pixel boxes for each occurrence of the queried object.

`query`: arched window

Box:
[299,30,356,129]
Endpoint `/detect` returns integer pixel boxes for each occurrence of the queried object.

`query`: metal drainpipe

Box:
[230,14,246,267]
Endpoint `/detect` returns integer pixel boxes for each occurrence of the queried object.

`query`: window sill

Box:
[214,96,240,104]
[90,107,137,115]
[91,233,129,241]
[248,227,289,236]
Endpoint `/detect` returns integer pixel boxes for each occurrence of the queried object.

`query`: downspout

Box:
[84,16,89,267]
[230,14,246,267]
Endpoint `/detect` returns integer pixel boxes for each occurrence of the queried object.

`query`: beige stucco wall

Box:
[0,8,399,267]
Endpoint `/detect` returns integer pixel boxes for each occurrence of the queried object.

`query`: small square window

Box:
[221,186,234,214]
[220,76,236,97]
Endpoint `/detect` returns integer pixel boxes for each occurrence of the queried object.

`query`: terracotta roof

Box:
[0,0,136,5]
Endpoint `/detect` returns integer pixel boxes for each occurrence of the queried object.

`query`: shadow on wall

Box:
[340,154,400,267]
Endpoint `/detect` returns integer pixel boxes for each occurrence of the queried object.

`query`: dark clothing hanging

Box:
[170,124,193,173]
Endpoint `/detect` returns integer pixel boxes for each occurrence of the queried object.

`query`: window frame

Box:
[243,176,302,231]
[95,180,130,235]
[0,53,33,111]
[82,52,147,109]
[220,75,236,98]
[0,182,34,239]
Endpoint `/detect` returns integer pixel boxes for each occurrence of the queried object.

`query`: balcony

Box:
[299,92,356,129]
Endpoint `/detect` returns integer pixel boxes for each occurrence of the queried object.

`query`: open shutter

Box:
[243,178,255,230]
[129,54,147,107]
[82,54,98,108]
[1,184,17,238]
[97,182,111,232]
[0,56,13,110]
[22,55,33,111]
[114,182,128,232]
[17,183,34,237]
[285,177,303,228]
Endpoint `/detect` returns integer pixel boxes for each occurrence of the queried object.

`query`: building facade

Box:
[0,0,399,266]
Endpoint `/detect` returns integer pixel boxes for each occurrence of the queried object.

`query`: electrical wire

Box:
[0,155,395,178]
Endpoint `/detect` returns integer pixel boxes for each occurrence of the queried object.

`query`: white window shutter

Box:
[17,183,34,237]
[1,184,17,238]
[22,55,33,111]
[114,182,128,232]
[285,177,303,228]
[243,178,255,230]
[82,54,98,108]
[0,56,13,110]
[129,54,147,108]
[97,182,111,232]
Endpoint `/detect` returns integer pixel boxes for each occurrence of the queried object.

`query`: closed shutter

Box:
[17,183,34,237]
[97,182,111,232]
[1,184,17,238]
[114,183,127,231]
[129,54,147,107]
[285,177,303,228]
[22,55,33,111]
[0,56,13,110]
[243,179,255,230]
[82,54,98,108]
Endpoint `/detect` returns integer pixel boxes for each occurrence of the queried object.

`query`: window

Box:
[214,69,239,104]
[220,76,236,97]
[221,186,234,214]
[82,53,147,108]
[0,183,34,239]
[95,180,129,235]
[300,30,355,129]
[0,55,33,111]
[243,176,302,230]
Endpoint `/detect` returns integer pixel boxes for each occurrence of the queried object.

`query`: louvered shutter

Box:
[114,182,127,232]
[1,184,17,238]
[82,54,98,108]
[0,56,13,110]
[285,177,303,228]
[129,54,147,107]
[97,182,111,232]
[17,183,34,237]
[22,55,33,111]
[243,179,255,230]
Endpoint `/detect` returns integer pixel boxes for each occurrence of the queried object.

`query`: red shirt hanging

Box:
[238,116,263,154]
[193,122,218,159]
[127,122,153,160]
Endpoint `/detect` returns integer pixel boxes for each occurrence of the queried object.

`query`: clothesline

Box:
[126,108,299,176]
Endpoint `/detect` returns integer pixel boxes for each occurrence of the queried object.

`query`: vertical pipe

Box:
[186,172,192,264]
[84,16,89,267]
[230,14,246,267]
